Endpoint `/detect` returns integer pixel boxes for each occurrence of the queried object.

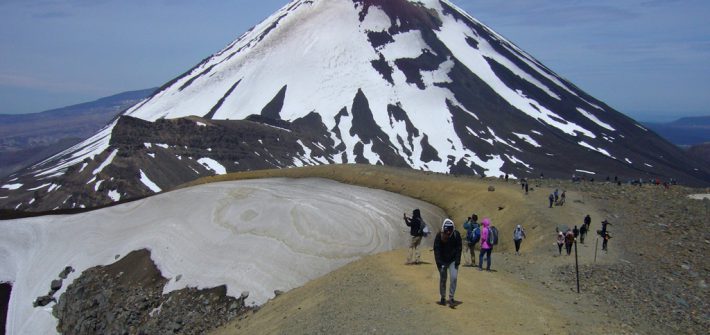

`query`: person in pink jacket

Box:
[478,218,493,271]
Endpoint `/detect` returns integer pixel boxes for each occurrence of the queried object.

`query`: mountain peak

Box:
[2,0,709,211]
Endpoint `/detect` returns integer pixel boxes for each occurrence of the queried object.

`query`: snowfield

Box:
[0,178,443,335]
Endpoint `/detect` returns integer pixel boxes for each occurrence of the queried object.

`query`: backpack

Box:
[467,226,481,244]
[487,226,499,246]
[416,218,426,236]
[421,219,430,237]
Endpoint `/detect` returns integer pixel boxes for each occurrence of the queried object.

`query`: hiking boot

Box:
[448,298,459,306]
[437,297,446,305]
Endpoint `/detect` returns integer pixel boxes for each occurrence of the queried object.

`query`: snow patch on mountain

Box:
[27,183,52,191]
[577,107,615,131]
[107,190,121,202]
[198,158,227,175]
[92,149,119,175]
[139,170,162,193]
[512,133,541,148]
[1,183,22,190]
[578,141,615,159]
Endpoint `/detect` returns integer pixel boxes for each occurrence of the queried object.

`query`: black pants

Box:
[514,239,522,252]
[565,243,573,255]
[558,243,563,254]
[479,248,492,270]
[602,239,608,250]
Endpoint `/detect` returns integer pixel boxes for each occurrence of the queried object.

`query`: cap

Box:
[442,218,454,231]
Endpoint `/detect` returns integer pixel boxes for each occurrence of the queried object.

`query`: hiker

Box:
[525,182,529,195]
[579,223,588,244]
[572,225,579,239]
[556,231,565,255]
[601,231,612,251]
[548,193,554,208]
[559,191,566,206]
[404,209,425,264]
[513,224,526,255]
[554,189,559,204]
[564,229,575,256]
[601,219,611,236]
[478,218,494,271]
[434,219,462,306]
[521,179,526,190]
[462,214,479,266]
[584,214,591,231]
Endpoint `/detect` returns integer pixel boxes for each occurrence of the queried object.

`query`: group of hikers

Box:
[548,188,566,207]
[404,209,526,307]
[404,208,613,307]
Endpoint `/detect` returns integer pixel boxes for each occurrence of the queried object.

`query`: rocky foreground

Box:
[559,181,709,334]
[52,250,251,335]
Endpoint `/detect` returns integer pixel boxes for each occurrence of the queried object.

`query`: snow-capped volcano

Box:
[2,0,708,210]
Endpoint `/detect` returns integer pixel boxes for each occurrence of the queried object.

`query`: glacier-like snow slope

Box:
[0,178,444,335]
[30,0,614,178]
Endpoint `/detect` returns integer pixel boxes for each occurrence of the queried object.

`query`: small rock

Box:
[488,186,495,192]
[175,274,182,282]
[240,291,249,300]
[58,266,74,279]
[274,290,284,297]
[50,279,63,291]
[33,295,56,307]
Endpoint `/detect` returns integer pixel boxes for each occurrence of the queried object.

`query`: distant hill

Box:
[687,143,710,165]
[0,88,155,177]
[643,116,710,146]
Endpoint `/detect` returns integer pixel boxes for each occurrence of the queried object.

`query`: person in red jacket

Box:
[434,219,462,307]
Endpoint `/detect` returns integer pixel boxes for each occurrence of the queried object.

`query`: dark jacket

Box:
[434,230,462,267]
[404,216,424,236]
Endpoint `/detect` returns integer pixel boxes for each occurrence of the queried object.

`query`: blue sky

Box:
[0,0,708,122]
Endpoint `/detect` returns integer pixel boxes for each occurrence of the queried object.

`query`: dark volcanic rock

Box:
[53,249,250,335]
[1,282,9,335]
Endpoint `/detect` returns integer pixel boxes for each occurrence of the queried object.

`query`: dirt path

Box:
[211,180,634,334]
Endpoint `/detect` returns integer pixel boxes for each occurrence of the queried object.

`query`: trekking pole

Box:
[594,238,599,263]
[574,239,580,293]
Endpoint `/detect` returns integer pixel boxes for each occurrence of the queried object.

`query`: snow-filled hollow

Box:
[197,158,227,175]
[0,178,444,335]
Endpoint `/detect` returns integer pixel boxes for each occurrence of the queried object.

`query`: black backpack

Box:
[487,226,499,246]
[416,217,426,236]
